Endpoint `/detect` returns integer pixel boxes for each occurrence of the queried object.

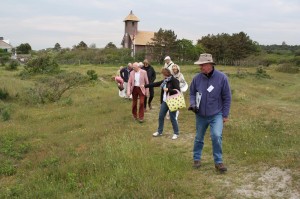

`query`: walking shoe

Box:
[138,119,144,123]
[171,134,178,140]
[193,160,201,169]
[215,163,227,173]
[153,132,162,137]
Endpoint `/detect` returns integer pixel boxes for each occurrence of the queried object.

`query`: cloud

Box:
[1,0,299,49]
[0,15,123,49]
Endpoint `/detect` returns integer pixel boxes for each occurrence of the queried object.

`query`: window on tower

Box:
[132,22,134,26]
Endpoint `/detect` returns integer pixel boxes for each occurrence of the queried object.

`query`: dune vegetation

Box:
[0,64,299,198]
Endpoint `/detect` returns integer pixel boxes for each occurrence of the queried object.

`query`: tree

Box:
[16,43,32,54]
[197,32,259,65]
[73,41,88,50]
[105,42,117,49]
[148,28,178,63]
[54,43,61,51]
[176,39,204,63]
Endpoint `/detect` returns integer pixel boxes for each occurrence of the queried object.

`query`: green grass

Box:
[0,64,299,198]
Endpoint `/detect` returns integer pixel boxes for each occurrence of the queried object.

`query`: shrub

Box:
[0,49,10,66]
[275,64,299,74]
[23,72,88,104]
[235,67,249,78]
[256,67,271,79]
[259,57,277,67]
[18,70,31,80]
[5,60,19,70]
[22,88,41,105]
[87,70,98,80]
[0,105,11,121]
[1,110,10,121]
[293,56,300,66]
[24,54,59,74]
[0,88,9,100]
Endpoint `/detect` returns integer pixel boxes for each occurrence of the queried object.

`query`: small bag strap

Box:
[167,89,180,99]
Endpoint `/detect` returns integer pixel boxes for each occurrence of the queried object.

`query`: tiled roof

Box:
[124,11,139,22]
[134,31,155,45]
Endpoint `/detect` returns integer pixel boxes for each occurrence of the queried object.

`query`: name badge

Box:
[207,85,214,92]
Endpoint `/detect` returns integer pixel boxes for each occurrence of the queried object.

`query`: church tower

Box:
[122,11,139,49]
[124,10,139,36]
[121,11,154,58]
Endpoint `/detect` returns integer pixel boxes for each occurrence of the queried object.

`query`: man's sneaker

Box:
[193,160,201,169]
[215,163,227,173]
[171,134,178,140]
[153,132,162,137]
[138,119,144,123]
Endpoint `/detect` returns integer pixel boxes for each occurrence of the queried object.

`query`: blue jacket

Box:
[189,69,231,118]
[120,67,131,82]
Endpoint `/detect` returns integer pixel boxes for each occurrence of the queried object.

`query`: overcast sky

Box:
[1,0,299,50]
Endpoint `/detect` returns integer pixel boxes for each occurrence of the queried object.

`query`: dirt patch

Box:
[235,167,300,199]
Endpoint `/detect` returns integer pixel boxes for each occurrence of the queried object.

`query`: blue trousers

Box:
[157,102,179,135]
[193,112,223,164]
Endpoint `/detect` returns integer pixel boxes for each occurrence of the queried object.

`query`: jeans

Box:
[193,112,223,164]
[158,102,179,135]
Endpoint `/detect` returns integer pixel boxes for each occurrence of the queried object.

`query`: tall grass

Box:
[0,64,299,198]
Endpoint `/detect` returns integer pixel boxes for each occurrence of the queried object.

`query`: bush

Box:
[1,109,10,121]
[18,70,31,80]
[0,88,9,100]
[87,70,98,80]
[24,54,59,74]
[256,67,271,79]
[235,67,249,78]
[0,49,10,66]
[259,57,277,66]
[5,60,20,70]
[293,56,300,66]
[0,105,11,121]
[275,64,299,74]
[23,72,88,104]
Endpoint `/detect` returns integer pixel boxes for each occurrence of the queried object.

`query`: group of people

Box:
[115,59,157,110]
[114,53,232,173]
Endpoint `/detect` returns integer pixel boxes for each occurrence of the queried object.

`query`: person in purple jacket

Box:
[189,53,231,173]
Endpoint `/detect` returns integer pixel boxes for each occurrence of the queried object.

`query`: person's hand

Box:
[223,117,229,123]
[163,88,168,92]
[140,85,144,88]
[188,106,199,113]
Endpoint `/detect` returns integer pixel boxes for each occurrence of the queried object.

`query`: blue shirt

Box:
[189,69,231,118]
